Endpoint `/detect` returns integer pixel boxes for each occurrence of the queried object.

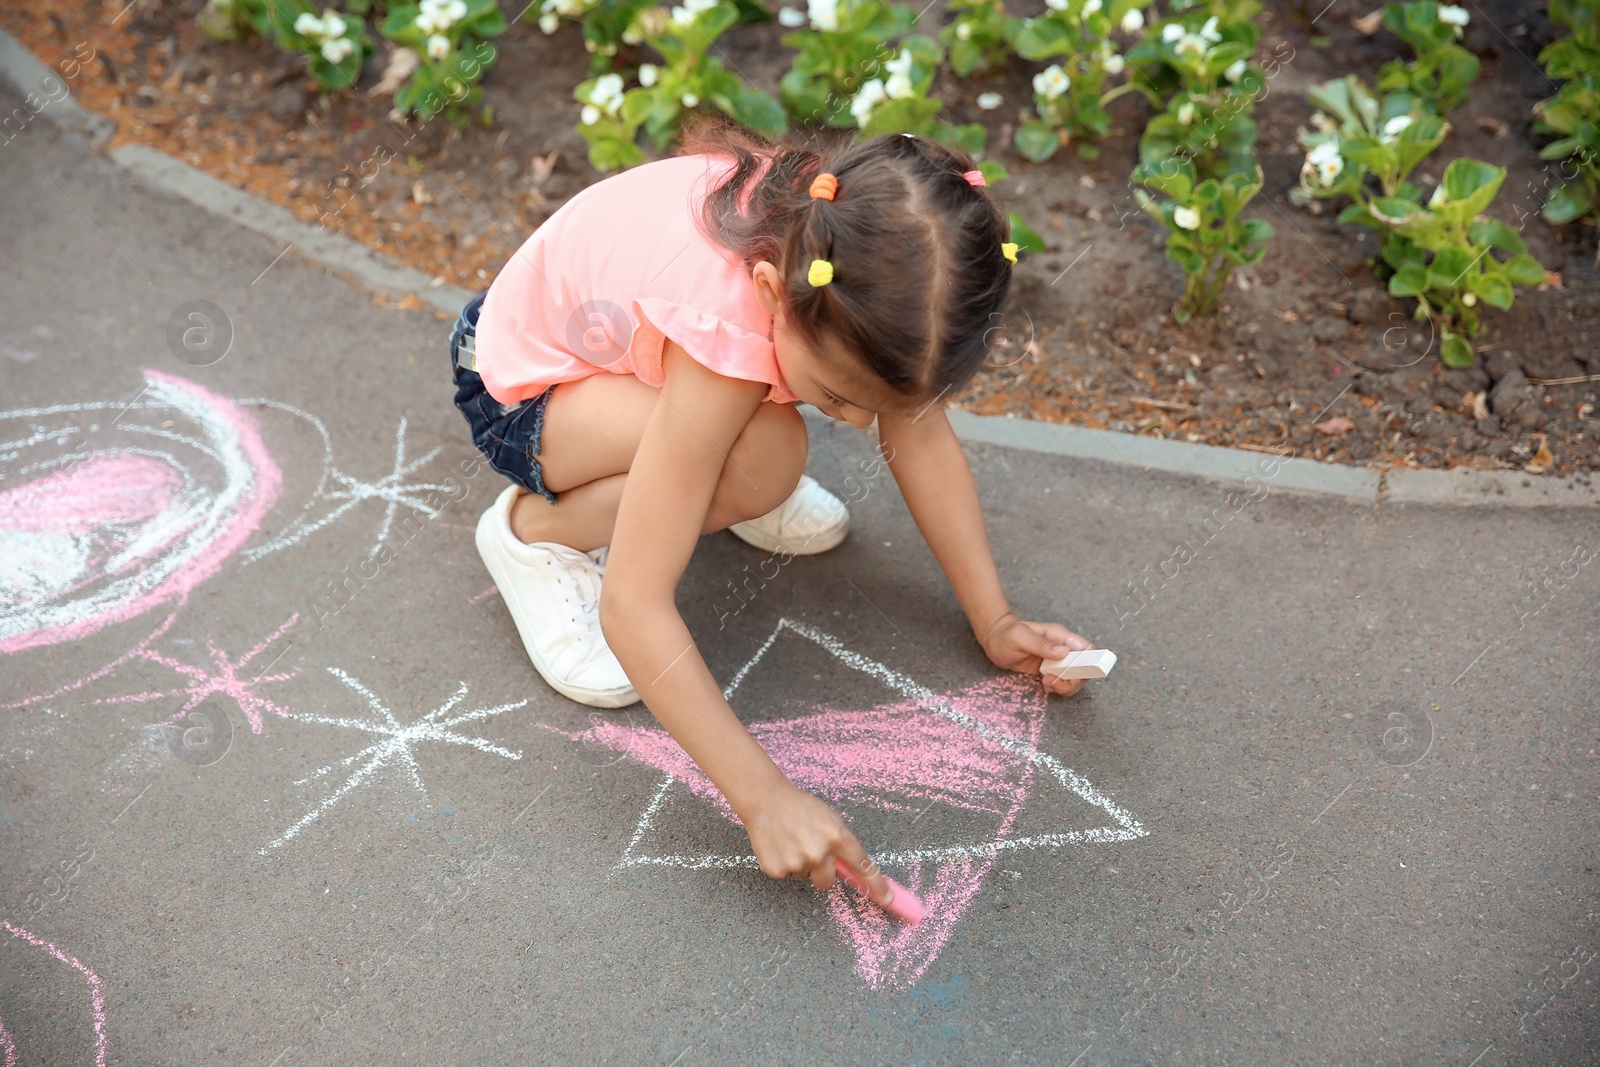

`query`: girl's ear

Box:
[750,261,784,317]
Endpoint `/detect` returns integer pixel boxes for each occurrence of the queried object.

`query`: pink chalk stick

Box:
[834,858,926,925]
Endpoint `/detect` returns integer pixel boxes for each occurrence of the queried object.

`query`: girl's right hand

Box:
[743,782,890,900]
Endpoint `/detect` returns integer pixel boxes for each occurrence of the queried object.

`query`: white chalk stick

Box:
[1041,648,1117,681]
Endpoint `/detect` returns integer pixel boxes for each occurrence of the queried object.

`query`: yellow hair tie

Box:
[807,259,834,287]
[1001,242,1019,265]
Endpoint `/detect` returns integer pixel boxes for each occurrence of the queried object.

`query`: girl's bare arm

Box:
[598,340,886,890]
[876,406,1014,644]
[876,405,1092,695]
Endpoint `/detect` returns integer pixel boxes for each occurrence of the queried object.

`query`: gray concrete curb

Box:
[5,27,1594,508]
[108,144,477,316]
[947,409,1382,501]
[0,28,115,149]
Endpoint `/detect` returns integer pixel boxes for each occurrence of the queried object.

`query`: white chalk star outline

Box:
[243,414,455,563]
[261,669,524,853]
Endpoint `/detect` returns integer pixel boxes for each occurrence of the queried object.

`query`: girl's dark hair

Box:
[682,121,1012,403]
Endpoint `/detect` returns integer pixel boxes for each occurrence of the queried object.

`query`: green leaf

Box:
[1501,254,1549,287]
[1543,182,1595,225]
[1167,241,1205,275]
[978,159,1010,185]
[1132,156,1197,200]
[1238,217,1274,246]
[1439,158,1507,219]
[1389,265,1428,296]
[1440,332,1474,367]
[1008,212,1047,254]
[1467,218,1527,255]
[1469,269,1515,309]
[724,87,788,135]
[1010,18,1072,60]
[1428,246,1477,291]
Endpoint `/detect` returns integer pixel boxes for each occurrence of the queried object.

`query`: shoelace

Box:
[548,553,604,637]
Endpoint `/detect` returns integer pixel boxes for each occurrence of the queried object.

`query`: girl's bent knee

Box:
[727,403,807,518]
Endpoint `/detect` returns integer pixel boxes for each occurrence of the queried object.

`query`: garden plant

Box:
[1534,0,1600,226]
[1298,77,1546,367]
[1133,156,1273,322]
[1375,0,1479,116]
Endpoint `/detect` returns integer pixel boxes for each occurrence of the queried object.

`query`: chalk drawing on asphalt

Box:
[0,921,109,1067]
[0,371,280,655]
[563,617,1147,989]
[239,407,453,564]
[91,613,299,735]
[261,670,526,853]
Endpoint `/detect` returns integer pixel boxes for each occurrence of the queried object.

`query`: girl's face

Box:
[751,262,897,430]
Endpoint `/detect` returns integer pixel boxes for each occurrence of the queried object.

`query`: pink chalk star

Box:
[557,617,1147,990]
[95,614,299,734]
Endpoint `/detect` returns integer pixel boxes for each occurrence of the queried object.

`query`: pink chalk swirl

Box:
[0,371,280,654]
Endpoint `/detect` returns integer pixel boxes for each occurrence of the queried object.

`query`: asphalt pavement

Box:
[2,91,1598,1067]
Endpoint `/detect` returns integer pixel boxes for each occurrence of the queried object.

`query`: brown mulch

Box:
[9,0,1598,475]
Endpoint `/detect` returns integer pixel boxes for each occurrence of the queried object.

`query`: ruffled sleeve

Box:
[629,297,799,404]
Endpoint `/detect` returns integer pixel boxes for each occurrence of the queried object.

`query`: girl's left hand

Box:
[981,612,1095,698]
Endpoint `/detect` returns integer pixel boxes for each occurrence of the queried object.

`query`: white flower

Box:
[590,72,625,113]
[1224,59,1246,83]
[976,91,1003,110]
[1161,22,1183,42]
[1176,101,1195,125]
[884,49,915,99]
[1302,140,1344,184]
[1462,292,1477,306]
[685,0,718,13]
[294,12,324,37]
[808,0,839,32]
[426,34,451,60]
[638,62,658,87]
[1083,0,1102,13]
[1173,205,1201,230]
[1437,4,1469,26]
[1199,15,1220,41]
[956,21,972,38]
[777,6,807,26]
[1174,31,1207,57]
[1046,0,1070,10]
[581,104,601,125]
[850,78,887,124]
[1429,183,1448,207]
[416,9,447,33]
[670,6,695,25]
[681,91,699,108]
[321,36,355,63]
[1121,8,1143,32]
[445,0,468,18]
[1033,64,1070,100]
[1381,114,1413,141]
[1103,52,1125,75]
[539,12,560,32]
[322,11,348,38]
[622,26,641,41]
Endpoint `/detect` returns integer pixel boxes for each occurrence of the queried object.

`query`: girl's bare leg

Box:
[508,373,807,552]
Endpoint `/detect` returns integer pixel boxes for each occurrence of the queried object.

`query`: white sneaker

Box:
[474,485,639,708]
[728,475,849,555]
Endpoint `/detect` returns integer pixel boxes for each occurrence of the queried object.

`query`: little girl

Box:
[449,127,1095,905]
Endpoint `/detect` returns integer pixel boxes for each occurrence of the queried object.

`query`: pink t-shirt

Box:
[473,154,799,407]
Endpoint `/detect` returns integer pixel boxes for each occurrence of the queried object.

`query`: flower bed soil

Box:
[10,0,1598,474]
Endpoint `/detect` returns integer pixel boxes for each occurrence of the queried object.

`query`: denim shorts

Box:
[450,290,559,504]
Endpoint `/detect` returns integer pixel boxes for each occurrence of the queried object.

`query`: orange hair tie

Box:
[809,173,839,201]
